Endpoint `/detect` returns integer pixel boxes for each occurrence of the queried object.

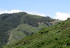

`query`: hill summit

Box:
[0,12,58,48]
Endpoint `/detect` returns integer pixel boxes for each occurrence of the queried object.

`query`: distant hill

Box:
[0,12,58,48]
[4,18,70,48]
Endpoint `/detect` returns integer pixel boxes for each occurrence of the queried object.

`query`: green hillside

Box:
[4,18,70,48]
[0,12,57,48]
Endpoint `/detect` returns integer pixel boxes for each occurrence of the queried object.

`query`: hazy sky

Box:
[0,0,70,20]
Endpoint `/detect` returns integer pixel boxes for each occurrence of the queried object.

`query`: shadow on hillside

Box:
[0,13,22,48]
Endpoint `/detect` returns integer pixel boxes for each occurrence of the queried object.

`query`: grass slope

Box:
[8,23,47,44]
[4,18,70,48]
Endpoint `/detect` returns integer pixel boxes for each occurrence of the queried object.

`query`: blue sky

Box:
[0,0,70,20]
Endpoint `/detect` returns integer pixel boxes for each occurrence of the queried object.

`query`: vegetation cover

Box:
[0,12,57,48]
[4,18,70,48]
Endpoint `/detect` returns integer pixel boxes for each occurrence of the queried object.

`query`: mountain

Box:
[4,18,70,48]
[0,12,57,48]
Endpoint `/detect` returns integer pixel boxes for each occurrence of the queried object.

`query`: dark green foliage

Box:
[0,12,57,47]
[23,15,39,27]
[0,13,22,47]
[67,18,70,20]
[4,19,70,48]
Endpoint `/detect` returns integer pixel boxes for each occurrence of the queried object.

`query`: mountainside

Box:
[0,12,57,47]
[4,18,70,48]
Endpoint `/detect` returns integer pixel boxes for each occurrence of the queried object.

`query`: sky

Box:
[0,0,70,20]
